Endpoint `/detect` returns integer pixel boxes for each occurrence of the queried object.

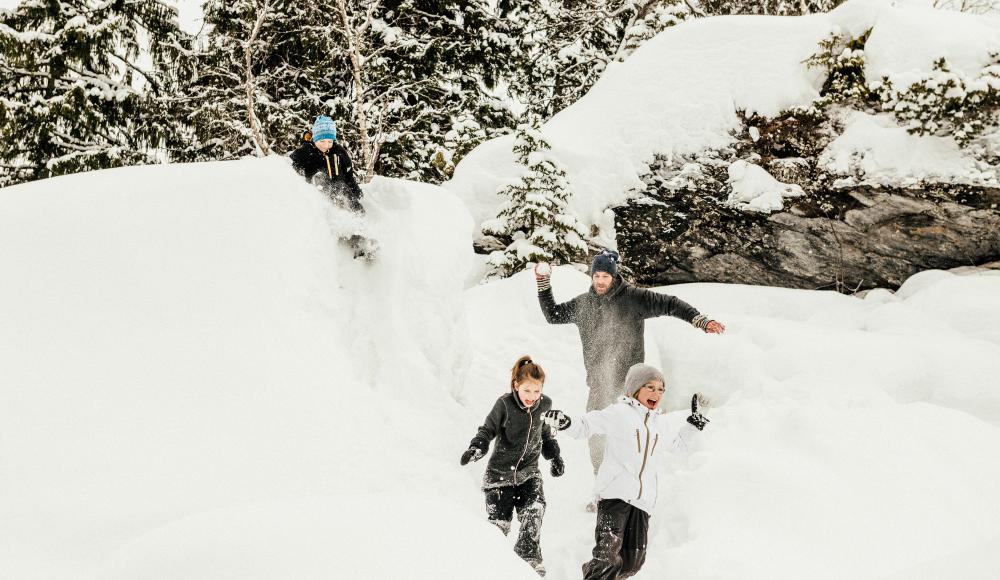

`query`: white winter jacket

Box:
[564,396,697,515]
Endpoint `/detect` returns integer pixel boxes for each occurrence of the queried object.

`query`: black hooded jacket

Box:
[538,275,700,391]
[469,392,557,489]
[289,140,363,210]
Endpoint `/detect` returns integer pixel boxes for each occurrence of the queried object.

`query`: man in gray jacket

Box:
[535,250,724,475]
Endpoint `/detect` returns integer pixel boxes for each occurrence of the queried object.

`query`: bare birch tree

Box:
[244,0,273,156]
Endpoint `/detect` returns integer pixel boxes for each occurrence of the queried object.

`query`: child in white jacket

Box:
[543,363,708,580]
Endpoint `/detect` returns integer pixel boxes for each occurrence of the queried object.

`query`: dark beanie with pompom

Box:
[590,249,620,277]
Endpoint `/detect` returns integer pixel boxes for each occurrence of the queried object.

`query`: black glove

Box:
[550,455,565,477]
[460,446,485,465]
[542,410,571,431]
[686,394,710,431]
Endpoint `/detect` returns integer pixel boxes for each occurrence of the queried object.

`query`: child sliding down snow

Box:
[289,115,376,261]
[460,356,565,577]
[289,115,364,213]
[543,363,709,580]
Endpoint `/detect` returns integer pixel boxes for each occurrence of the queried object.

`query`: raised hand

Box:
[460,446,485,465]
[686,393,711,431]
[534,262,552,281]
[705,320,726,334]
[542,409,571,431]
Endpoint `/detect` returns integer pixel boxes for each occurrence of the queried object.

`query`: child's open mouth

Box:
[646,398,657,407]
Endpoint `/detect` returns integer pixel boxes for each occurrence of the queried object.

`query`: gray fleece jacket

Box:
[537,275,702,392]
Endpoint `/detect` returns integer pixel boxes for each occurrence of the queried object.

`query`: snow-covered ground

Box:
[446,0,1000,238]
[3,158,1000,579]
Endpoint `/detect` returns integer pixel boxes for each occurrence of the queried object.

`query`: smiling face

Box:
[635,379,665,410]
[314,139,334,153]
[592,271,614,295]
[514,378,544,408]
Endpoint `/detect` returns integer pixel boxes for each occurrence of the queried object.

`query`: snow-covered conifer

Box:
[697,0,843,15]
[0,0,190,186]
[175,0,343,162]
[482,120,588,279]
[179,0,513,183]
[505,1,692,120]
[804,30,873,108]
[876,54,1000,147]
[330,0,515,183]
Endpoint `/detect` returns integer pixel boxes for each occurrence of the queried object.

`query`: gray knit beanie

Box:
[623,363,665,397]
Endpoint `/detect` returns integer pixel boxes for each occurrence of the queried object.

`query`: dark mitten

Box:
[541,438,561,460]
[550,455,565,477]
[686,393,710,431]
[542,410,571,431]
[460,446,485,465]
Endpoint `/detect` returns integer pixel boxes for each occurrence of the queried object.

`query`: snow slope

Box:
[446,0,1000,239]
[3,159,1000,578]
[0,157,532,579]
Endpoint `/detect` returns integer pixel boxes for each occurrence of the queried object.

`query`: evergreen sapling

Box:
[482,121,588,279]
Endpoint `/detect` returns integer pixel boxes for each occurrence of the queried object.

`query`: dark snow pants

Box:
[582,499,650,580]
[485,477,546,569]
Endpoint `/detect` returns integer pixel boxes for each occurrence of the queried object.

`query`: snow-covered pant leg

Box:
[512,477,546,570]
[586,382,622,473]
[485,487,515,536]
[582,499,649,580]
[485,479,547,571]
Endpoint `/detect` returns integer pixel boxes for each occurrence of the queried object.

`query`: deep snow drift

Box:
[446,0,1000,240]
[3,158,1000,579]
[0,157,533,579]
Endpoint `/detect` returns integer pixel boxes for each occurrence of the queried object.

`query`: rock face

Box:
[615,124,1000,291]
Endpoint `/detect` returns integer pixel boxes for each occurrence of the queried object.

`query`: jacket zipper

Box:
[651,434,659,455]
[512,406,533,486]
[635,430,641,453]
[637,411,651,500]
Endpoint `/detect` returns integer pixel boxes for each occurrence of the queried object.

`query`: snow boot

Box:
[340,234,378,262]
[529,559,546,577]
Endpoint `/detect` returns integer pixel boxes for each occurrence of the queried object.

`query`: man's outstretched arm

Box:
[632,286,725,334]
[535,265,578,325]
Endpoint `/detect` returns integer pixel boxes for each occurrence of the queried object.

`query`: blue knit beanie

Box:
[590,249,620,277]
[312,116,337,142]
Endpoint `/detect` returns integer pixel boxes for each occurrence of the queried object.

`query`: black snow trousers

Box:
[582,499,650,580]
[485,476,546,571]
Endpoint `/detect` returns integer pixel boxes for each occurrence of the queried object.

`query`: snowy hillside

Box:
[0,157,531,579]
[446,0,1000,240]
[3,158,1000,578]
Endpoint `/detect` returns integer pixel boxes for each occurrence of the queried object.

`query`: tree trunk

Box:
[244,0,272,156]
[335,0,376,183]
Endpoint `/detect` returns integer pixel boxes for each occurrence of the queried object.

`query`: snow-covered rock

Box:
[727,160,805,212]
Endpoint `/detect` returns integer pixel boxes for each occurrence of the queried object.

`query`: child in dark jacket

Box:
[460,355,565,577]
[289,115,364,212]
